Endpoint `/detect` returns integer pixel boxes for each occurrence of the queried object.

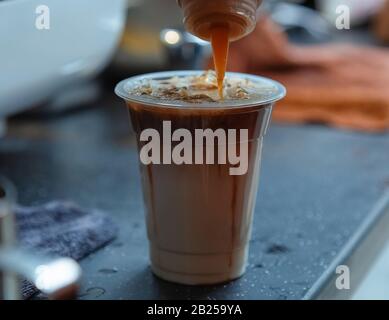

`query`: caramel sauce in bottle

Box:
[178,0,261,98]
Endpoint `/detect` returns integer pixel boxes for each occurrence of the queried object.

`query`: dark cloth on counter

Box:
[15,201,118,298]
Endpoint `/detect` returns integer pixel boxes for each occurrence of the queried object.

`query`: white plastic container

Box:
[0,0,127,118]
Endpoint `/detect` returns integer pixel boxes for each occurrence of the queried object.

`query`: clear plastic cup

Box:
[115,71,285,285]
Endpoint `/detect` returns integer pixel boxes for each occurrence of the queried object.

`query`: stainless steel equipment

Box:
[0,178,81,300]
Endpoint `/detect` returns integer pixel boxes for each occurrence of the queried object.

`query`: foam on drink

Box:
[130,70,281,105]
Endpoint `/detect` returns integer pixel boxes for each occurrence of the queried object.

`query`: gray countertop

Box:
[0,90,388,300]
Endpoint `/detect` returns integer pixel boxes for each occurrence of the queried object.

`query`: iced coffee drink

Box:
[116,71,285,285]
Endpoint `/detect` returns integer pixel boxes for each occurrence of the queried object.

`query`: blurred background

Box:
[1,0,389,300]
[1,0,389,131]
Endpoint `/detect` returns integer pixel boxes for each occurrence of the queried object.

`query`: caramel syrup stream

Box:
[210,24,229,99]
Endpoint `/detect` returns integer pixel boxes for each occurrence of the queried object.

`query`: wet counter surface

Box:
[0,90,389,300]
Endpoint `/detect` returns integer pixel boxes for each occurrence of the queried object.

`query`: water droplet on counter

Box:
[79,287,106,298]
[99,267,119,274]
[265,244,290,254]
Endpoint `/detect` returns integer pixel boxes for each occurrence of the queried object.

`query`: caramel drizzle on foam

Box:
[133,71,252,104]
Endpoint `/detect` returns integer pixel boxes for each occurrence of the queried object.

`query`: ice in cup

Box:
[115,71,285,285]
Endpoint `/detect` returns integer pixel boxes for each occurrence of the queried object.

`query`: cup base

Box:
[149,244,248,285]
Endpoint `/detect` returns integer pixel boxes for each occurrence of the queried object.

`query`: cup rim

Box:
[115,70,286,110]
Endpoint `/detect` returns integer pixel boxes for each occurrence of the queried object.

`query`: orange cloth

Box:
[208,16,389,132]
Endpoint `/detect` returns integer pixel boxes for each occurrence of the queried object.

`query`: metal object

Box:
[0,249,82,300]
[0,120,5,138]
[0,177,19,300]
[0,177,82,300]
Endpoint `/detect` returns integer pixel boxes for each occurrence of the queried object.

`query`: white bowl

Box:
[0,0,127,117]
